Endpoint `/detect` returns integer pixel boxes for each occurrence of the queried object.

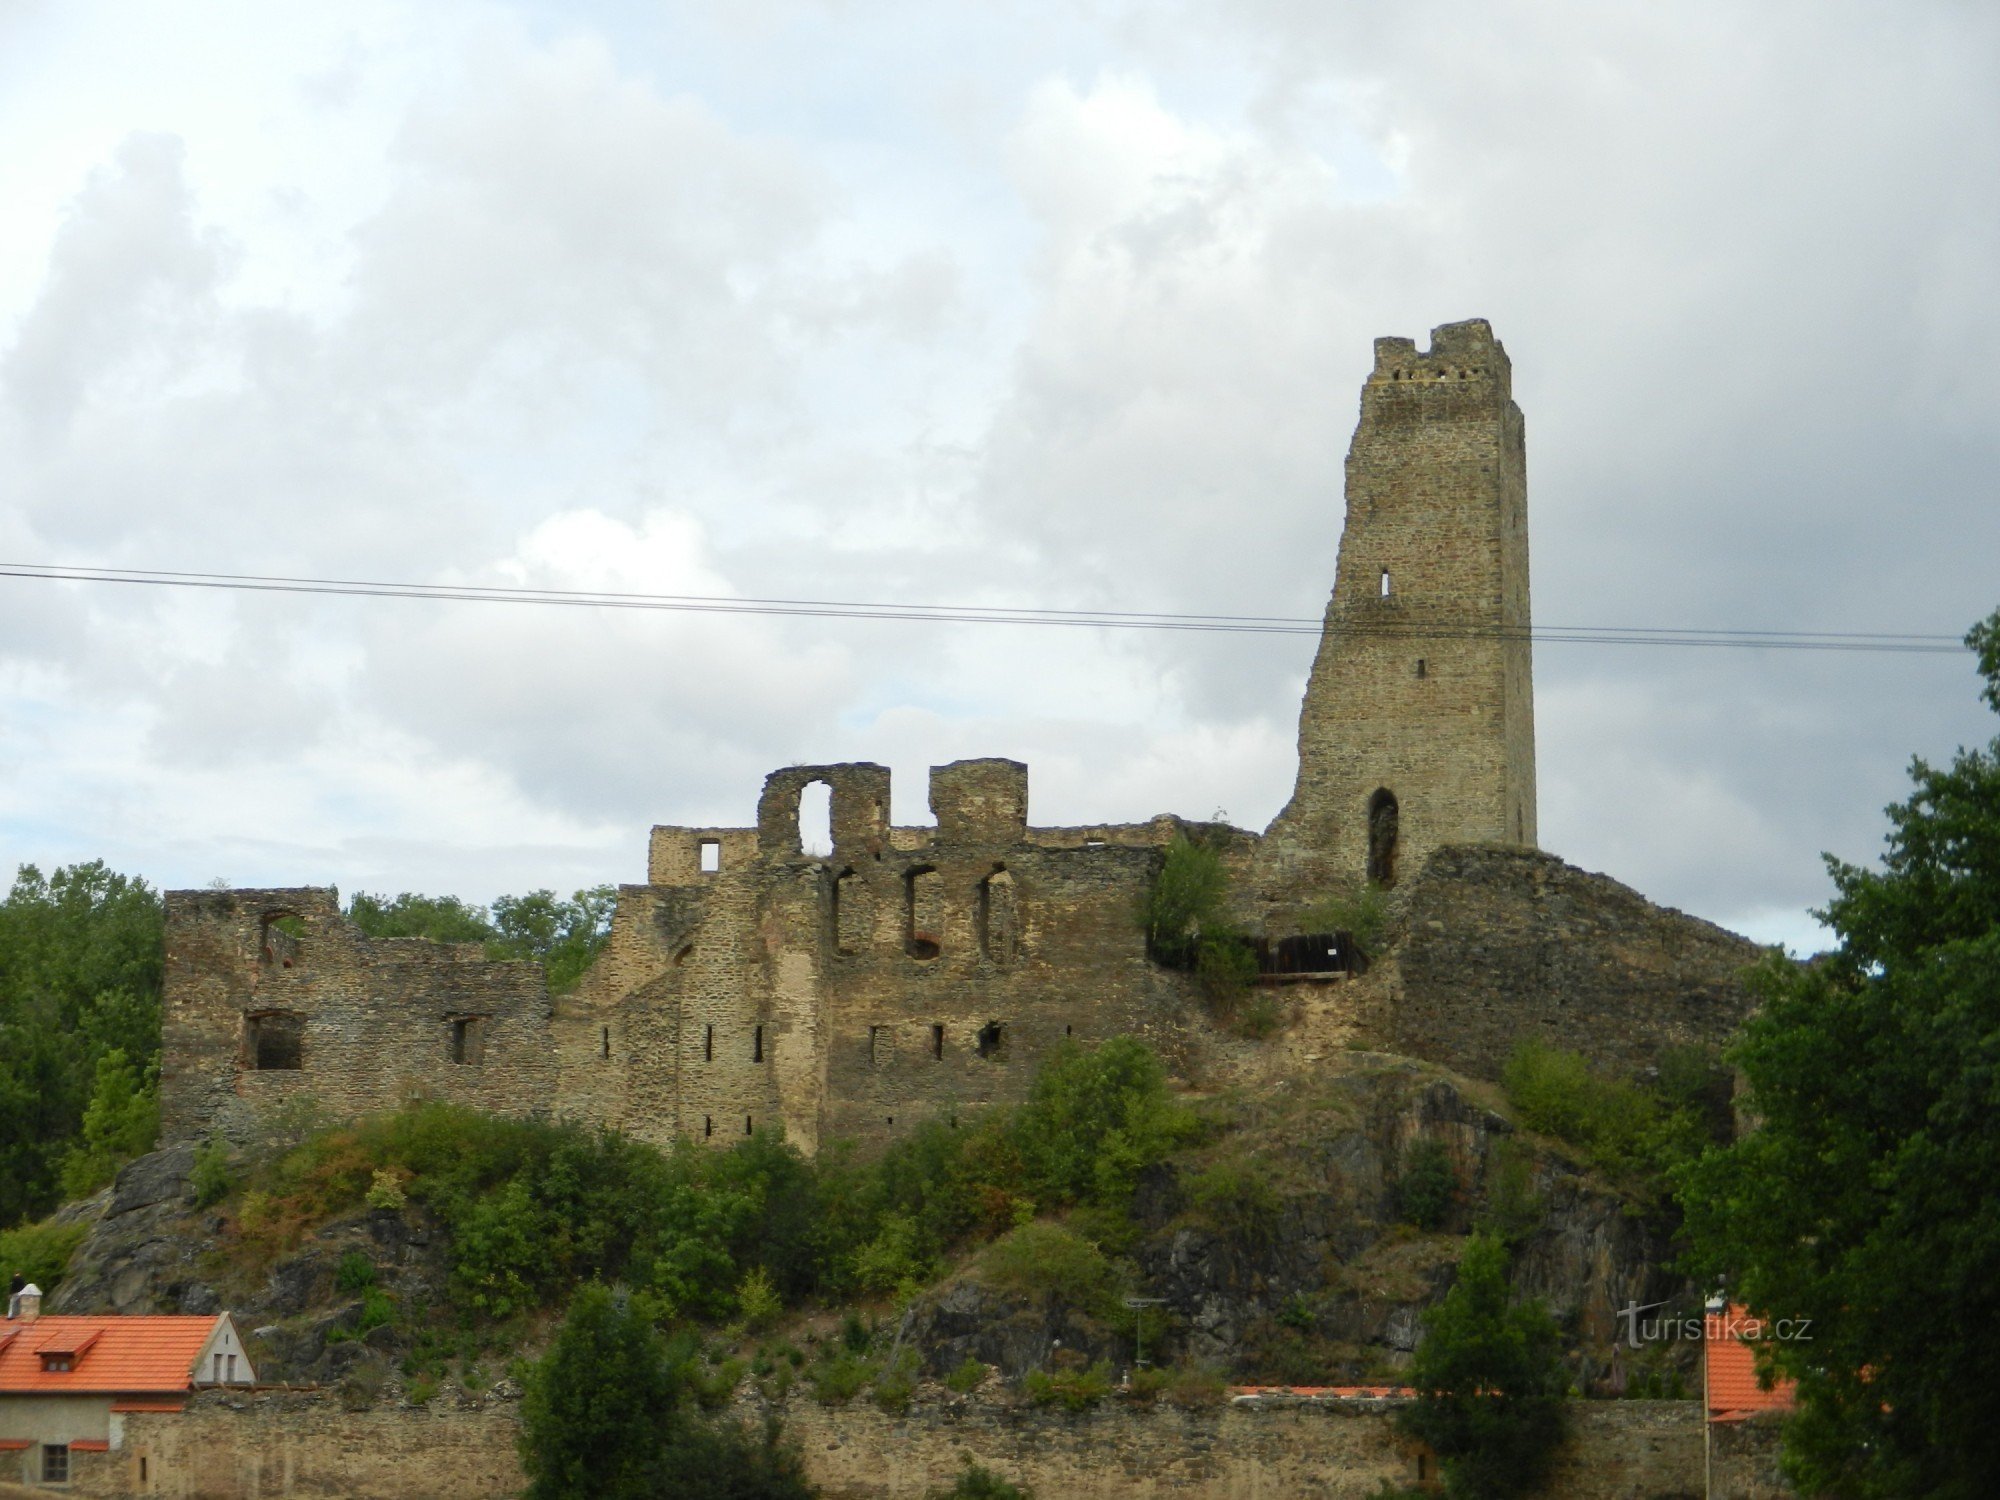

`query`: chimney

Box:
[13,1284,42,1322]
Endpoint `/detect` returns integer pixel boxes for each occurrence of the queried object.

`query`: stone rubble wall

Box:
[72,1389,1715,1500]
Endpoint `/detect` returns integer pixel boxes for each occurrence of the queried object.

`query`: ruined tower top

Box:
[1262,317,1536,895]
[1367,317,1512,395]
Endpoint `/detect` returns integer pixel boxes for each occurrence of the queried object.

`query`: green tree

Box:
[521,1283,815,1500]
[490,885,617,992]
[0,861,164,1225]
[1398,1233,1568,1500]
[521,1284,683,1500]
[345,891,496,943]
[1677,609,2000,1500]
[59,1048,159,1197]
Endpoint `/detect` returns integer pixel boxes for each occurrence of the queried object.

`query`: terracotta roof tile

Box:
[0,1315,224,1395]
[1706,1306,1798,1421]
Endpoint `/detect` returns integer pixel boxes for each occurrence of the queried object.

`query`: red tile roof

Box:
[0,1316,225,1396]
[1706,1306,1798,1421]
[69,1440,109,1452]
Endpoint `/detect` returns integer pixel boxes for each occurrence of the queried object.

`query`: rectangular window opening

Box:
[745,1115,754,1136]
[140,1457,148,1483]
[227,1353,237,1382]
[1415,657,1427,678]
[931,1023,944,1060]
[42,1446,68,1484]
[753,1024,765,1064]
[246,1011,304,1071]
[704,1115,713,1138]
[449,1016,486,1066]
[698,839,721,874]
[601,1026,610,1059]
[704,1025,713,1063]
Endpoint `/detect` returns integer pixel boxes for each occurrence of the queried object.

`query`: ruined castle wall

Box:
[81,1391,1708,1500]
[1263,318,1535,899]
[1366,845,1763,1083]
[159,890,556,1148]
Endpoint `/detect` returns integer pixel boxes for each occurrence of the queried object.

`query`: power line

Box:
[0,561,1971,654]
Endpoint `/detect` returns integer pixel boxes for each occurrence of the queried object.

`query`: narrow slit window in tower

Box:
[601,1026,610,1059]
[753,1024,765,1063]
[931,1023,944,1060]
[1415,658,1427,679]
[1367,789,1401,889]
[745,1115,754,1136]
[1380,569,1392,598]
[704,1025,714,1063]
[869,1025,882,1064]
[704,1116,712,1138]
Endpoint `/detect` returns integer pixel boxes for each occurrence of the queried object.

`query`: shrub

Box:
[1023,1359,1114,1411]
[335,1250,378,1293]
[945,1356,988,1394]
[1140,834,1231,967]
[1164,1363,1227,1409]
[1009,1038,1194,1209]
[1396,1140,1458,1231]
[1476,1139,1544,1244]
[808,1352,872,1405]
[190,1136,233,1208]
[1186,1156,1283,1247]
[981,1224,1123,1316]
[930,1462,1034,1499]
[1501,1041,1706,1197]
[736,1266,782,1331]
[1297,882,1391,956]
[0,1218,87,1293]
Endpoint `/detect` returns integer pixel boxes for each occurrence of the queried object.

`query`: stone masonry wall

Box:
[1365,845,1765,1084]
[159,889,556,1148]
[77,1390,1708,1500]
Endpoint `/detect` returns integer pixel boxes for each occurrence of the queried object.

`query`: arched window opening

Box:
[259,912,303,969]
[797,779,833,858]
[977,867,1019,962]
[1367,789,1401,889]
[905,866,942,960]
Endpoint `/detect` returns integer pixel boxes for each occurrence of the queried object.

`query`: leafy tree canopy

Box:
[520,1282,815,1500]
[345,885,616,993]
[1677,609,2000,1500]
[0,861,163,1226]
[1398,1233,1569,1500]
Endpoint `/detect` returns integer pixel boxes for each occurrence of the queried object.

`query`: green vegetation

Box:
[1677,609,2000,1500]
[1500,1040,1721,1206]
[520,1283,814,1500]
[346,885,617,994]
[1297,881,1392,957]
[59,1047,160,1198]
[1398,1233,1568,1500]
[1022,1356,1115,1410]
[0,861,164,1228]
[930,1462,1032,1500]
[210,1035,1192,1336]
[0,1217,88,1293]
[1395,1139,1459,1232]
[1140,832,1273,1027]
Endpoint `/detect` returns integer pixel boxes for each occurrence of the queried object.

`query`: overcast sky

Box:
[3,1,1996,951]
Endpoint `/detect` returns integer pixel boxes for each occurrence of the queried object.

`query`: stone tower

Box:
[1263,318,1536,894]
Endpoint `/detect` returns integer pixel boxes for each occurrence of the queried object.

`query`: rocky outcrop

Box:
[904,1054,1701,1392]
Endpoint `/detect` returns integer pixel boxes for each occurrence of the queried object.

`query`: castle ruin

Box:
[159,321,1761,1154]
